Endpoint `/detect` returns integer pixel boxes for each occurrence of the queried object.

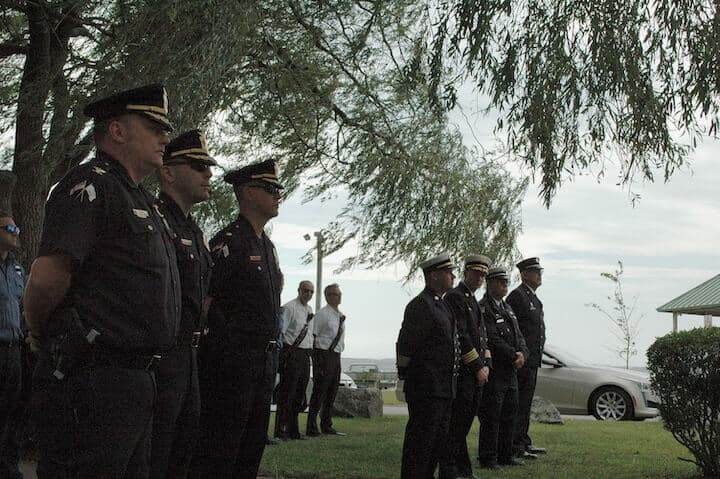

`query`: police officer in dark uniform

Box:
[397,253,460,479]
[439,254,492,479]
[24,84,181,478]
[507,257,547,458]
[189,159,283,478]
[151,130,215,478]
[478,267,529,469]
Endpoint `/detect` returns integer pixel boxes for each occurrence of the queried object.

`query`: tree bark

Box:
[12,2,77,269]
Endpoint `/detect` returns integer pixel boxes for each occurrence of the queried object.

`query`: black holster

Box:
[48,307,100,380]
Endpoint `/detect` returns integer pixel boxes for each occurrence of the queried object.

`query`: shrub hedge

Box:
[647,327,720,477]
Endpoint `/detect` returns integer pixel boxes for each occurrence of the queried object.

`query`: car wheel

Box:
[590,386,634,421]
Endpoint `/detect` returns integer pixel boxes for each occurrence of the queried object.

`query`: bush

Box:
[647,327,720,477]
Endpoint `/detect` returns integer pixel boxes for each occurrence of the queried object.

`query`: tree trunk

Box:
[12,3,78,270]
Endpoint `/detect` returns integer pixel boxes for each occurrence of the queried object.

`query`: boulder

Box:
[332,387,383,418]
[531,396,563,424]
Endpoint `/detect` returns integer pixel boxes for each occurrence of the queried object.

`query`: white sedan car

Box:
[536,346,660,420]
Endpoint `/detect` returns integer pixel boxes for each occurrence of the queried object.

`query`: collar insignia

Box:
[70,181,97,202]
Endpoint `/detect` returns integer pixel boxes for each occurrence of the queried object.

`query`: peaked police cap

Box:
[84,84,173,131]
[224,159,283,189]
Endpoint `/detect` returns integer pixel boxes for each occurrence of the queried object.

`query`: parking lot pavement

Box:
[382,405,660,422]
[384,404,595,419]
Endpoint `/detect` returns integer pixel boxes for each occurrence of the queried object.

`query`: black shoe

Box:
[265,436,281,445]
[527,445,547,454]
[306,429,321,437]
[322,427,346,436]
[290,433,306,440]
[478,461,500,470]
[499,458,525,466]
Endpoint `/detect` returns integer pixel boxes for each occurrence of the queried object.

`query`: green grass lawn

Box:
[261,414,700,478]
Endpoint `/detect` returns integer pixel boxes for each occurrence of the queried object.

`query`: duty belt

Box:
[232,338,278,352]
[89,349,162,371]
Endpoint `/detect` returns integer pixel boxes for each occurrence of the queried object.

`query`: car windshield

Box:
[544,345,590,367]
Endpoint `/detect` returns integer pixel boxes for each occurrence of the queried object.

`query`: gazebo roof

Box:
[657,274,720,316]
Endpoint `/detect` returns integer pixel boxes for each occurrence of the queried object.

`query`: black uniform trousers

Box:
[33,353,156,479]
[307,349,340,432]
[0,342,22,479]
[439,371,482,479]
[513,366,538,452]
[276,345,310,438]
[190,346,274,478]
[401,393,452,479]
[478,372,519,465]
[149,347,199,479]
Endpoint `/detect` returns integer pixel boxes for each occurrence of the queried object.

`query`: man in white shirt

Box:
[306,283,346,436]
[275,281,314,440]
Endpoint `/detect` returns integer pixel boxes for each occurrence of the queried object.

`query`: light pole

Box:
[304,231,323,312]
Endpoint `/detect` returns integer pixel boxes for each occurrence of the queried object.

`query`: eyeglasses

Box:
[2,224,19,235]
[246,182,282,197]
[300,288,314,294]
[165,160,212,173]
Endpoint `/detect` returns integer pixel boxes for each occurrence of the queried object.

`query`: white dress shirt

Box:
[281,297,314,349]
[313,304,345,353]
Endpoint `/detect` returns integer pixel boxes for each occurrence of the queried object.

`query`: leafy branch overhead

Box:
[427,0,718,204]
[1,0,525,273]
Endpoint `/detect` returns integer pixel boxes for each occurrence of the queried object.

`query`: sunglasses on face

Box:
[165,160,212,173]
[2,224,19,235]
[247,182,282,196]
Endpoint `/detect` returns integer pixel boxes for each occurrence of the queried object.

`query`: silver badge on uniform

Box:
[132,208,149,218]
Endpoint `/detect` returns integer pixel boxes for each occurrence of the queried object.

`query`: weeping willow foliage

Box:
[425,0,720,205]
[2,0,525,275]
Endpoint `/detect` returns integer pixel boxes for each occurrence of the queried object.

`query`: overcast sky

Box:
[267,97,720,368]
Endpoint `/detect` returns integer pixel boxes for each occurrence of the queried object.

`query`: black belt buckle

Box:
[190,331,202,348]
[265,340,277,352]
[145,354,162,370]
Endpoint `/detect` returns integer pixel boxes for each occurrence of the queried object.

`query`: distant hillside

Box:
[341,357,396,372]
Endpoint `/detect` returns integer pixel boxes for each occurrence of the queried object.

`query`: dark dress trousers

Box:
[150,193,212,479]
[397,288,458,479]
[276,299,313,438]
[189,214,282,478]
[439,282,491,479]
[506,283,545,452]
[478,294,529,466]
[34,152,181,479]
